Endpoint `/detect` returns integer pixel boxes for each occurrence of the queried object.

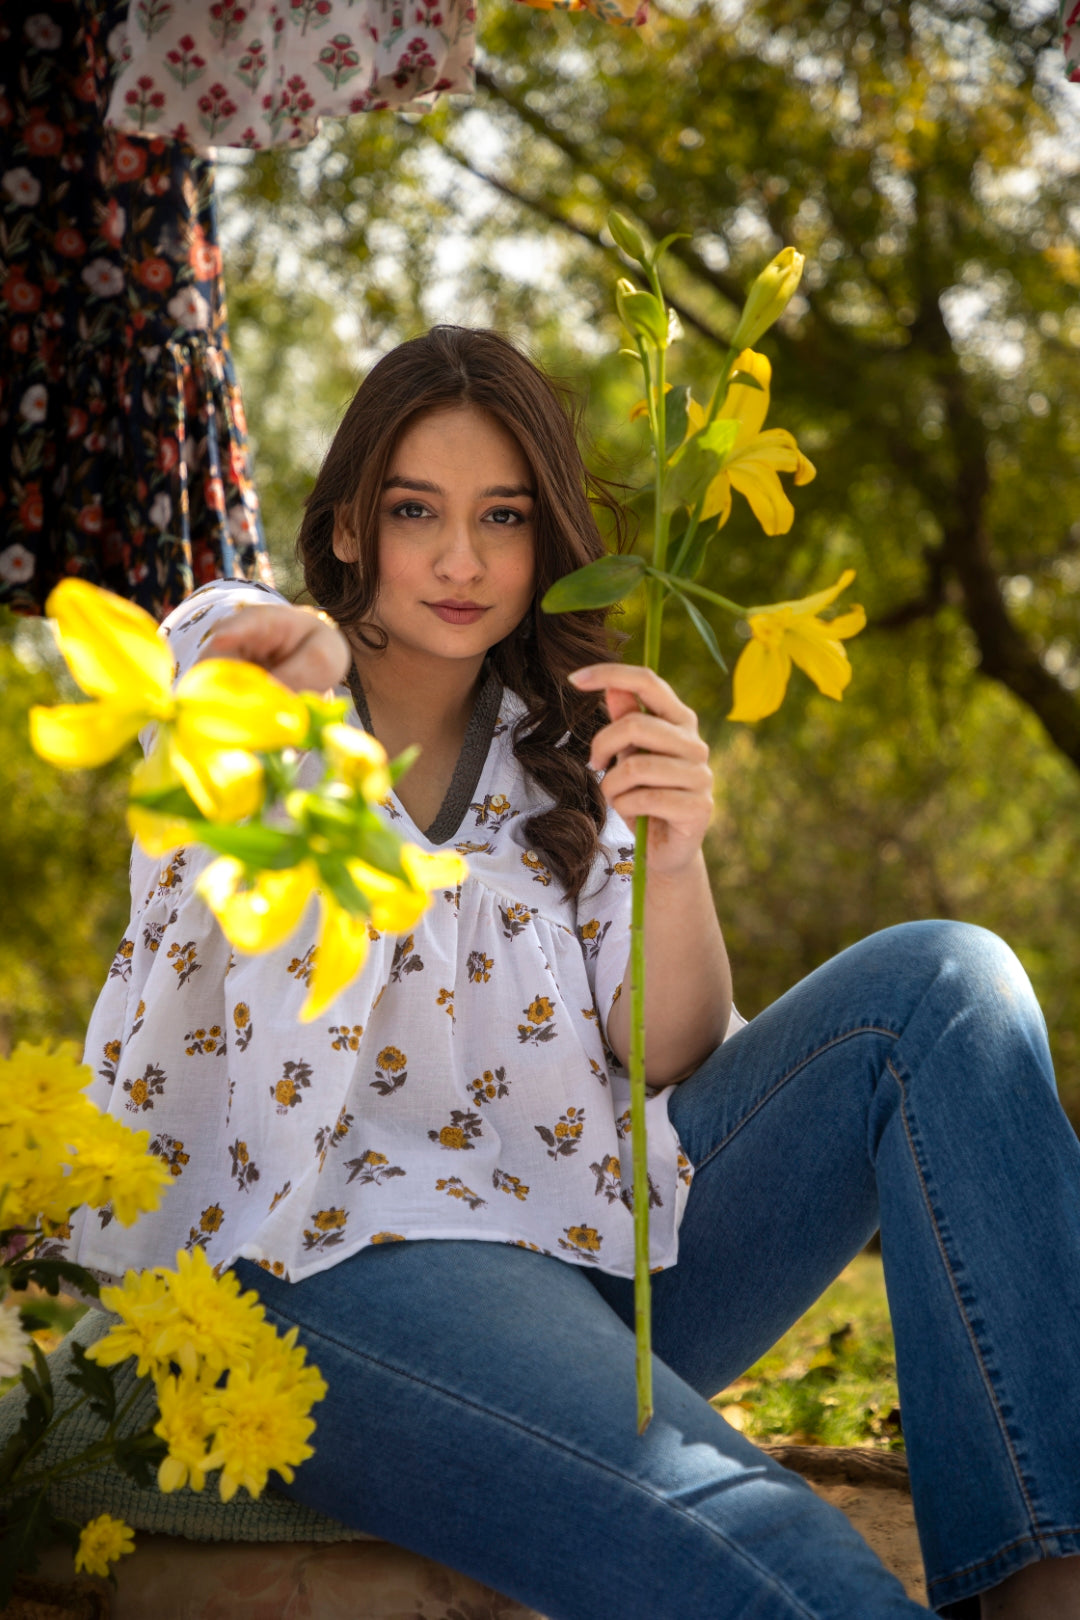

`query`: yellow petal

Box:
[786,627,854,701]
[127,806,193,857]
[822,604,866,641]
[701,471,733,525]
[399,844,468,891]
[197,859,316,954]
[727,460,795,536]
[686,397,706,435]
[346,861,429,932]
[45,580,175,704]
[719,349,772,446]
[749,569,856,620]
[727,637,792,723]
[169,740,265,823]
[29,700,146,768]
[301,895,370,1022]
[323,724,392,802]
[175,660,309,751]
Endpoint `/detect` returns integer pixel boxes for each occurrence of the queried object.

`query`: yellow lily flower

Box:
[701,350,816,535]
[30,580,308,819]
[197,844,467,1021]
[728,569,866,723]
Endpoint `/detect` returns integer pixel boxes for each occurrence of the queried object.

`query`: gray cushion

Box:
[0,1311,367,1542]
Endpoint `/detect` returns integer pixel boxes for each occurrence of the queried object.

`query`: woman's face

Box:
[336,404,537,667]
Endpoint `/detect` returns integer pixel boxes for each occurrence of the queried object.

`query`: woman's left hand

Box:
[569,663,714,877]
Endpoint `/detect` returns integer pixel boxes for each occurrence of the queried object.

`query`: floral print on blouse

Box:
[0,0,272,618]
[64,581,746,1287]
[102,0,646,155]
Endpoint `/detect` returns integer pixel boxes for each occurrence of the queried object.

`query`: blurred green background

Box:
[3,0,1078,1153]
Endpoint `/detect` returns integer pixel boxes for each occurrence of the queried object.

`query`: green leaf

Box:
[66,1342,118,1424]
[113,1430,169,1487]
[699,419,740,460]
[649,231,691,270]
[730,369,765,392]
[8,1259,100,1300]
[663,387,691,458]
[316,858,374,916]
[671,591,728,672]
[672,514,721,581]
[388,745,419,785]
[15,1313,50,1335]
[541,554,647,613]
[187,822,302,869]
[0,1491,55,1604]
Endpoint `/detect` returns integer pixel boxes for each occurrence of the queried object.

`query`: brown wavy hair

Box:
[297,326,624,900]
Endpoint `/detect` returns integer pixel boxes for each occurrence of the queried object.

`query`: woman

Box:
[72,327,1080,1618]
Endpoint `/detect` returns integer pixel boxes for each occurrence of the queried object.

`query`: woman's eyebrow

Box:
[383,476,535,499]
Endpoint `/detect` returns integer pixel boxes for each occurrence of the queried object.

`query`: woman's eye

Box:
[393,501,430,520]
[486,507,526,526]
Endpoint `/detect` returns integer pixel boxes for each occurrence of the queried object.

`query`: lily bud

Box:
[731,247,805,350]
[608,211,648,268]
[615,279,669,349]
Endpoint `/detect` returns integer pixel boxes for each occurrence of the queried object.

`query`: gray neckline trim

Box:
[346,664,505,847]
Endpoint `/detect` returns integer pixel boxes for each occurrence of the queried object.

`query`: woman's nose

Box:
[434,521,484,579]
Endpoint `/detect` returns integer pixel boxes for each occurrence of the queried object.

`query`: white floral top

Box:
[66,581,743,1286]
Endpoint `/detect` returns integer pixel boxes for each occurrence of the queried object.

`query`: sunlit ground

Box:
[712,1252,902,1450]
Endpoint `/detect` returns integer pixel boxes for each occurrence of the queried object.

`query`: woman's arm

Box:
[568,663,731,1084]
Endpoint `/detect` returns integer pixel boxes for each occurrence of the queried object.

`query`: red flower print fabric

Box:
[103,0,645,155]
[0,0,273,618]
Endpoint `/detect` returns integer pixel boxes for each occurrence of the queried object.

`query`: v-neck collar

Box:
[346,663,505,847]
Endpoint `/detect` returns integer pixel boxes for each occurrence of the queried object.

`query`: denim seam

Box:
[262,1305,821,1620]
[692,1025,899,1175]
[926,1527,1080,1605]
[886,1056,1050,1557]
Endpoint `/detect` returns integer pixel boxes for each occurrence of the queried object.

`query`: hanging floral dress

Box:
[0,0,272,618]
[102,0,646,154]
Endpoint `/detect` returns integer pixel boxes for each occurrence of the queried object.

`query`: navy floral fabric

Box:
[0,1,273,619]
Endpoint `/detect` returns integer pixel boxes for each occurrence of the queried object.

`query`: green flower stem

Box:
[628,815,652,1433]
[648,573,747,617]
[629,319,673,1434]
[705,345,740,429]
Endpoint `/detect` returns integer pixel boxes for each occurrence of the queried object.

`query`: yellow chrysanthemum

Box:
[29,580,309,820]
[89,1268,176,1380]
[154,1372,222,1493]
[728,569,867,722]
[203,1363,321,1502]
[701,349,816,535]
[155,1248,265,1379]
[64,1112,172,1227]
[74,1514,135,1578]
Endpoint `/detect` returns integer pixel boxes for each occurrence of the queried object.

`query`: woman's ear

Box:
[332,517,359,563]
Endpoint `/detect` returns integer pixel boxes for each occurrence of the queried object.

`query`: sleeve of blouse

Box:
[573,804,636,1042]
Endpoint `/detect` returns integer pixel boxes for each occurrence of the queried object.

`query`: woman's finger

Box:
[569,662,695,727]
[590,711,708,772]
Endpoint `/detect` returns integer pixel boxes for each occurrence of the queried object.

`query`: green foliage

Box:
[0,616,129,1054]
[713,1253,902,1449]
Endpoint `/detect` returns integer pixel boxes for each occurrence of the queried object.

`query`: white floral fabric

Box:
[103,0,479,151]
[66,580,744,1287]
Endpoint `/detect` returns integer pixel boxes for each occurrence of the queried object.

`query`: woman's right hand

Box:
[201,604,351,695]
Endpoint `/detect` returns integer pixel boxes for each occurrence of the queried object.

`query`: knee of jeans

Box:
[878,919,1049,1079]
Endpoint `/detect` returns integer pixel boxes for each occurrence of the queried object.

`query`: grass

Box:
[711,1250,903,1450]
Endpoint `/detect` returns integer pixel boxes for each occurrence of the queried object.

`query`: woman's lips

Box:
[427,602,489,625]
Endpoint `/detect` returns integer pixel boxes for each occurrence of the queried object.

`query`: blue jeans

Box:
[237,922,1080,1619]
